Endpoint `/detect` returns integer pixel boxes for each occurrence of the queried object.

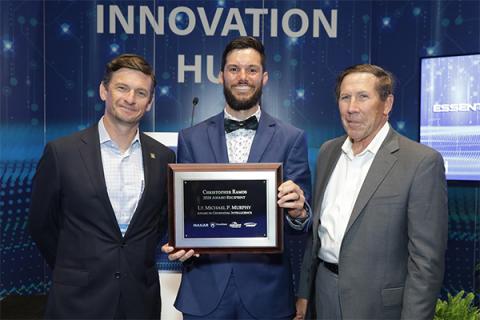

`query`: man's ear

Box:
[262,71,269,86]
[99,82,107,101]
[146,96,153,112]
[383,94,394,116]
[218,71,224,85]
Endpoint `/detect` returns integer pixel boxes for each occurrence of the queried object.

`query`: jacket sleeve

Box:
[401,151,448,319]
[283,130,312,232]
[28,143,62,269]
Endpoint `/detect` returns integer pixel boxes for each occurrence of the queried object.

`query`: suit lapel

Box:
[78,125,121,237]
[125,133,154,237]
[247,111,276,163]
[344,129,399,234]
[207,112,229,163]
[312,138,344,237]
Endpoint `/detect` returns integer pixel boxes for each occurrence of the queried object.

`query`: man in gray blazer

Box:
[296,64,448,320]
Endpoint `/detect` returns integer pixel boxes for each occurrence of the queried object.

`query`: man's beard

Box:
[223,84,263,111]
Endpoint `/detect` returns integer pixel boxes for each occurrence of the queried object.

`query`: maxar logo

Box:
[433,103,480,113]
[193,223,209,228]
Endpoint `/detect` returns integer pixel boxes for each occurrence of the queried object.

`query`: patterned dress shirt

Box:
[98,118,144,236]
[224,107,261,163]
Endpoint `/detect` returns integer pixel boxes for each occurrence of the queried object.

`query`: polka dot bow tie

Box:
[224,116,259,133]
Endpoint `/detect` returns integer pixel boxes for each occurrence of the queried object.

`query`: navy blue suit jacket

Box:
[174,111,311,318]
[29,125,175,319]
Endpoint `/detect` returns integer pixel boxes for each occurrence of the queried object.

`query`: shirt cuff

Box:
[286,202,312,231]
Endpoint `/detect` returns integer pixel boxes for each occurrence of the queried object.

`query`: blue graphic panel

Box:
[1,0,479,304]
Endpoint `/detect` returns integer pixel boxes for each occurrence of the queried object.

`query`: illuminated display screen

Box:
[420,54,480,181]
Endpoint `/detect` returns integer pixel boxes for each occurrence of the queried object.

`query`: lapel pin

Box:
[150,153,156,159]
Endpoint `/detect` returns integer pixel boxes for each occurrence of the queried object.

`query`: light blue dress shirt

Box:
[98,118,144,236]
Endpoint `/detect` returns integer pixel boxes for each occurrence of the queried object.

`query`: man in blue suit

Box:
[162,36,312,319]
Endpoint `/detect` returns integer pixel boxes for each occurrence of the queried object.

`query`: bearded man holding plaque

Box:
[162,36,312,319]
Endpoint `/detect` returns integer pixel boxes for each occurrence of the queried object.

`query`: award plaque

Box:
[168,163,283,253]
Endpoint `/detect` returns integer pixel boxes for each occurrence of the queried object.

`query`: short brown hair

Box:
[221,36,266,71]
[335,64,395,101]
[102,54,156,93]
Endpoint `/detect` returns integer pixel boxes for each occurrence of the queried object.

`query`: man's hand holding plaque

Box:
[277,180,307,220]
[161,245,197,262]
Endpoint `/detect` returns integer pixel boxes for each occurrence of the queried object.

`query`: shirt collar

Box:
[98,117,141,150]
[224,106,261,122]
[341,122,390,159]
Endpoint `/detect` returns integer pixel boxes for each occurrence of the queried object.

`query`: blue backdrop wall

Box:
[1,0,479,302]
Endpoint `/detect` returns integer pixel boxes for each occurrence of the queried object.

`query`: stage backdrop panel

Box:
[1,0,479,302]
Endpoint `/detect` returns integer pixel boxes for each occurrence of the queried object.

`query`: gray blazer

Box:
[298,128,448,319]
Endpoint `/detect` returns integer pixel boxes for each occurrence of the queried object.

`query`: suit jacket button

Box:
[114,272,121,279]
